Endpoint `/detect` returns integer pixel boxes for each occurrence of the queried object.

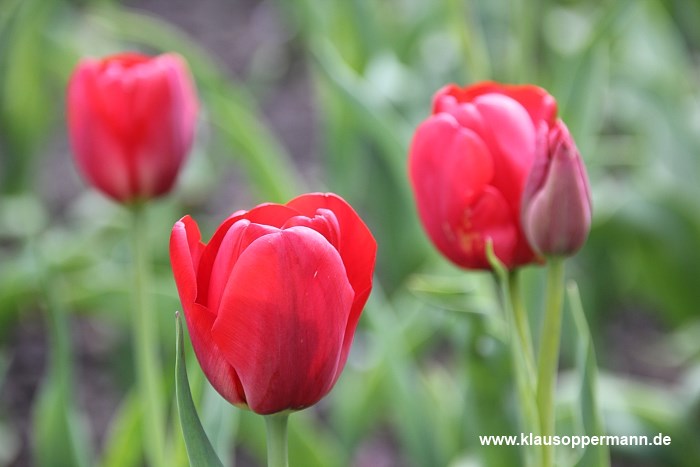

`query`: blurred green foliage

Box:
[2,0,700,466]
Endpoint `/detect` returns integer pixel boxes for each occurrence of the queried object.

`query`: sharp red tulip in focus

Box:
[67,52,198,203]
[521,120,592,257]
[170,193,377,415]
[408,81,559,269]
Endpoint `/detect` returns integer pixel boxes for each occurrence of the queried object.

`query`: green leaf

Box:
[567,282,610,467]
[201,383,239,467]
[32,378,91,467]
[360,285,457,467]
[405,273,491,314]
[31,248,91,467]
[288,411,346,467]
[99,391,143,467]
[175,313,224,467]
[0,0,55,193]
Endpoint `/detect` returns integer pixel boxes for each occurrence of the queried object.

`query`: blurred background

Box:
[1,0,700,466]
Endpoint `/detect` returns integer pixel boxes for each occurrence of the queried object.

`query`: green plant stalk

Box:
[447,0,491,81]
[34,239,90,467]
[43,270,72,395]
[508,270,536,381]
[264,414,289,467]
[567,282,611,467]
[130,203,166,467]
[485,243,540,467]
[536,258,565,467]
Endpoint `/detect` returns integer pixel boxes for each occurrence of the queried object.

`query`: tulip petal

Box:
[212,227,354,414]
[501,86,558,127]
[207,219,278,314]
[184,302,247,407]
[286,193,375,301]
[170,217,246,406]
[129,66,181,197]
[433,81,558,127]
[409,114,496,266]
[160,53,198,162]
[472,93,537,205]
[458,186,519,269]
[68,63,133,201]
[237,203,301,227]
[170,216,205,305]
[286,193,377,377]
[196,204,301,307]
[282,210,340,250]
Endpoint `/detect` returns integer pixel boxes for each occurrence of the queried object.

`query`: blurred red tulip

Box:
[408,81,558,269]
[521,120,592,256]
[170,193,376,415]
[67,52,198,203]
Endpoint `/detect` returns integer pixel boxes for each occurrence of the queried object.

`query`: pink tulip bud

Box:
[67,52,198,203]
[521,121,592,257]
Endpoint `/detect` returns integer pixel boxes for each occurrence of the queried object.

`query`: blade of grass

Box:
[557,0,636,140]
[446,0,491,81]
[175,313,224,467]
[567,282,610,467]
[309,38,411,188]
[99,391,143,467]
[0,0,55,193]
[31,238,91,467]
[201,383,238,467]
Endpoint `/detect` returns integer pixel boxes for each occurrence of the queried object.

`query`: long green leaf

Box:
[32,379,91,467]
[99,391,143,467]
[568,282,610,467]
[0,0,55,193]
[32,241,91,467]
[201,383,238,467]
[175,313,224,467]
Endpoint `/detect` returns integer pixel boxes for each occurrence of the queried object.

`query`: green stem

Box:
[265,414,290,467]
[447,0,492,81]
[508,270,536,383]
[513,0,542,82]
[34,240,90,467]
[130,203,166,467]
[42,273,72,393]
[27,239,71,388]
[536,258,566,467]
[485,242,540,467]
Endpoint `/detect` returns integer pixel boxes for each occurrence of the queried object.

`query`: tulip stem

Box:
[130,203,166,467]
[265,413,290,467]
[485,243,540,466]
[508,270,536,382]
[536,257,565,467]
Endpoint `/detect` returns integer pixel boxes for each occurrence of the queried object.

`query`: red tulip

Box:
[67,52,198,203]
[170,193,376,415]
[521,120,592,256]
[408,81,558,269]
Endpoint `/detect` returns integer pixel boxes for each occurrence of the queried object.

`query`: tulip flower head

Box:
[67,52,198,203]
[170,193,376,415]
[521,121,592,257]
[408,81,558,269]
